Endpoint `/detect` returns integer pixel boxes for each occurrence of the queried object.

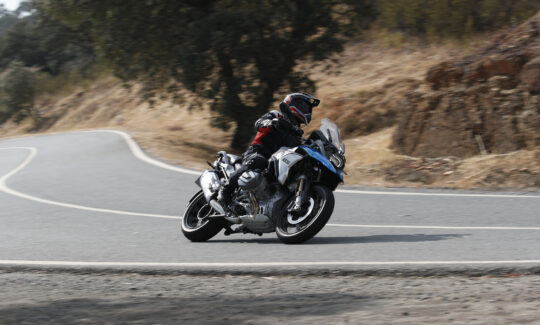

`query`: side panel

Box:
[271,148,304,185]
[278,152,303,184]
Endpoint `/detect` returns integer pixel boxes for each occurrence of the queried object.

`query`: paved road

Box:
[1,131,539,273]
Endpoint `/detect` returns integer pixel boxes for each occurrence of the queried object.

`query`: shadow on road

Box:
[209,233,468,245]
[309,233,467,244]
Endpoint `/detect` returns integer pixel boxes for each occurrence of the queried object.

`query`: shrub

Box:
[0,61,37,123]
[375,0,540,40]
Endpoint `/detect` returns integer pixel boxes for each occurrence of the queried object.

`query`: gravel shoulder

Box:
[1,271,539,324]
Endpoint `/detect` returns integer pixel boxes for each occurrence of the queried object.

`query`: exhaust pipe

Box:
[209,200,240,224]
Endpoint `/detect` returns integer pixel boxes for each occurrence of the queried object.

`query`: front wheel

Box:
[276,185,335,244]
[181,191,226,242]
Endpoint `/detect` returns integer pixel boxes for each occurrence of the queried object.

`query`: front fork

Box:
[291,175,310,214]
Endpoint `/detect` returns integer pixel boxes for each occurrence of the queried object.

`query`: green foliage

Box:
[376,0,428,33]
[41,0,362,149]
[376,0,540,39]
[0,62,36,123]
[0,11,95,74]
[0,5,19,37]
[0,0,97,124]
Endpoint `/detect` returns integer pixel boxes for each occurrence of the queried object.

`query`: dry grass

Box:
[302,40,460,138]
[0,76,231,169]
[0,39,538,191]
[341,128,540,190]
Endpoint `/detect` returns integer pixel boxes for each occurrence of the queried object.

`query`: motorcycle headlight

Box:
[329,153,345,169]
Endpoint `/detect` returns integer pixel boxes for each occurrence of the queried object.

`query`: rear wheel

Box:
[276,185,334,244]
[181,191,226,242]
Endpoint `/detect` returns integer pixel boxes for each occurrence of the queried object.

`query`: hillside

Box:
[0,36,538,191]
[394,11,540,158]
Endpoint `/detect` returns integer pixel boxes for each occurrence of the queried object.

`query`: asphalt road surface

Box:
[1,130,540,274]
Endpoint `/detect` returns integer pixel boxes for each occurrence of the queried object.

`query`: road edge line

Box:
[86,130,200,175]
[1,259,540,277]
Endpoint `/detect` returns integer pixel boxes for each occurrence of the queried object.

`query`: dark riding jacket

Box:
[249,110,303,159]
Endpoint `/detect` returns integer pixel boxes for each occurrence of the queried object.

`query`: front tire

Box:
[276,185,335,244]
[181,191,226,242]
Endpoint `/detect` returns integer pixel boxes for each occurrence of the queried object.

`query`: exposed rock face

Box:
[520,57,540,93]
[394,12,540,158]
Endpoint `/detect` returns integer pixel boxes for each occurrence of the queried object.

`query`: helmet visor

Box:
[290,100,312,124]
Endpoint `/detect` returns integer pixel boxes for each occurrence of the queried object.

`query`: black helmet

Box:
[279,92,320,125]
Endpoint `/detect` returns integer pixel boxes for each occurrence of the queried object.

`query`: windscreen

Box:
[320,118,345,154]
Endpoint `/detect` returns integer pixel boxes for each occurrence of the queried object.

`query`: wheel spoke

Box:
[279,191,322,235]
[184,195,212,229]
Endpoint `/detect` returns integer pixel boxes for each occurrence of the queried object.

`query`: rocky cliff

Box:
[393,12,540,158]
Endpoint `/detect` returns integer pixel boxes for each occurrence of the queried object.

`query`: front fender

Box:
[299,145,343,182]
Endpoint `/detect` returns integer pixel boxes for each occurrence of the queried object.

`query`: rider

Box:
[217,92,320,211]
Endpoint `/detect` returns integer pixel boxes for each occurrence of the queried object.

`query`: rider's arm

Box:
[254,111,279,130]
[255,111,302,135]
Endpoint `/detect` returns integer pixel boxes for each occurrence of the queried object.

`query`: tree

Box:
[0,10,95,74]
[40,0,359,150]
[0,61,36,123]
[0,4,19,36]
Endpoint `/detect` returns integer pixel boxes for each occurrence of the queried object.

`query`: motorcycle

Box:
[181,118,346,244]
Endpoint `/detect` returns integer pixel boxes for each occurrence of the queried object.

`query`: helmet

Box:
[279,92,320,125]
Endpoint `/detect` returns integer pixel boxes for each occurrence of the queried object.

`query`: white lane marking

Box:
[0,147,180,220]
[327,223,540,230]
[335,189,540,198]
[1,259,540,267]
[2,148,539,228]
[0,147,37,183]
[86,130,201,175]
[87,130,540,199]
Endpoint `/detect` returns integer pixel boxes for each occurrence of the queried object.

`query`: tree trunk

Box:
[230,107,260,151]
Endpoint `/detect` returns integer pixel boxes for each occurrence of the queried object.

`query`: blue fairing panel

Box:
[300,145,343,182]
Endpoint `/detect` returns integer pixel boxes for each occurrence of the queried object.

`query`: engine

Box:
[237,170,270,201]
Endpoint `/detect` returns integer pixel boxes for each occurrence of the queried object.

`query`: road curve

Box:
[1,130,539,274]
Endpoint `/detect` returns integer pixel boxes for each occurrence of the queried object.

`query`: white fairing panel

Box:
[272,148,303,184]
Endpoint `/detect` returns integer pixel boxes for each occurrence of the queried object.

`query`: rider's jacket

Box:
[249,110,303,159]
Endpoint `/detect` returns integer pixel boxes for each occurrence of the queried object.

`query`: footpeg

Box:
[224,225,234,236]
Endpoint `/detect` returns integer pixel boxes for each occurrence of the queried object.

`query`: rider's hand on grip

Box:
[270,118,280,129]
[274,118,293,131]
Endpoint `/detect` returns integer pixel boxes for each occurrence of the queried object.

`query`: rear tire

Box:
[276,185,334,244]
[181,191,226,242]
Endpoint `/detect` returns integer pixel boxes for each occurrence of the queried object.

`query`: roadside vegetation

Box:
[375,0,540,40]
[0,0,538,190]
[1,1,539,144]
